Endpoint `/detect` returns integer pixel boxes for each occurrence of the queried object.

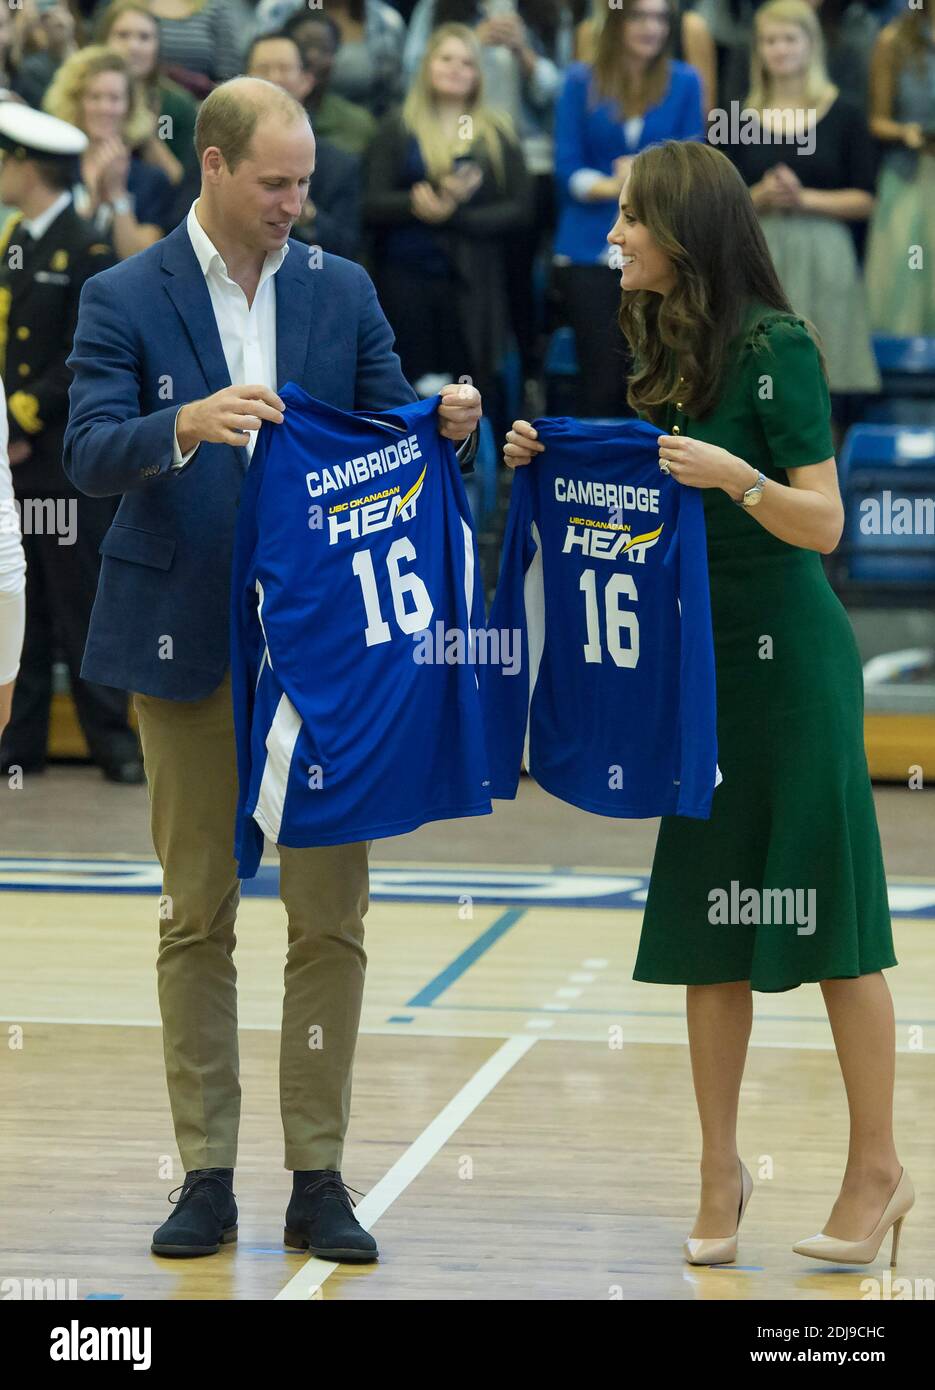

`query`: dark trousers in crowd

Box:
[502,172,557,382]
[0,493,139,772]
[552,262,636,418]
[376,264,477,391]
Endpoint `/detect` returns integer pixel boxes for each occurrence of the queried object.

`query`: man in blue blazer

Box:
[63,76,481,1263]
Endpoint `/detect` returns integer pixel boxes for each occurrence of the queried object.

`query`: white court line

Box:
[274,1033,538,1301]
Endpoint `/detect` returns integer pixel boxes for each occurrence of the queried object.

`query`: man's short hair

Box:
[244,30,305,74]
[194,78,310,172]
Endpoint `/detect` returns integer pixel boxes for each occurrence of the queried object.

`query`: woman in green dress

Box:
[503,140,913,1268]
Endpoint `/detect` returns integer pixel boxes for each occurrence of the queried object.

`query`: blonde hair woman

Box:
[363,22,531,402]
[722,0,879,415]
[43,44,176,258]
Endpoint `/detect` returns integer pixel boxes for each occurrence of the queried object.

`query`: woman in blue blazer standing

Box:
[552,0,704,416]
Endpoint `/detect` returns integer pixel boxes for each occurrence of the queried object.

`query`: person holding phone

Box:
[364,22,532,404]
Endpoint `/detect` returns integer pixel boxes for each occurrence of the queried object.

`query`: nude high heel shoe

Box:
[683,1160,754,1266]
[793,1169,914,1266]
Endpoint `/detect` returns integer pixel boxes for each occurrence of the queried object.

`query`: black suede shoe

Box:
[151,1169,238,1257]
[284,1171,378,1263]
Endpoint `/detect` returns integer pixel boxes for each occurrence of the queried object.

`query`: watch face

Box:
[745,487,763,506]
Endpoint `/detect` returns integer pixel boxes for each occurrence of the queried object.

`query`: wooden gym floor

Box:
[1,771,933,1301]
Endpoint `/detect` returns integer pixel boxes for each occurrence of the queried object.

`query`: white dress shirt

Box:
[21,190,73,242]
[172,199,288,468]
[172,199,476,471]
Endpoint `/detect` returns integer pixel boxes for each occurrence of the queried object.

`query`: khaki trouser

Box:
[133,671,369,1172]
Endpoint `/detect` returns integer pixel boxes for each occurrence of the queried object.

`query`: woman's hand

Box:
[489,13,527,53]
[903,122,925,151]
[503,419,545,468]
[475,16,522,48]
[657,435,754,497]
[142,133,184,187]
[771,162,803,206]
[410,181,457,224]
[612,155,634,185]
[750,166,794,209]
[439,162,484,205]
[98,138,130,201]
[81,146,107,202]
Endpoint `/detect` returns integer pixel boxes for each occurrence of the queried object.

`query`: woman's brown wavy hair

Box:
[618,141,798,424]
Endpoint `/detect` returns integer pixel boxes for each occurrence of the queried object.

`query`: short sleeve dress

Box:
[632,303,897,993]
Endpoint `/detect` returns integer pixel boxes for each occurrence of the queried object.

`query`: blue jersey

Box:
[481,416,720,819]
[231,383,492,878]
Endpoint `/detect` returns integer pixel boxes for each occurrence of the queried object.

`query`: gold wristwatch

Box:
[734,468,766,507]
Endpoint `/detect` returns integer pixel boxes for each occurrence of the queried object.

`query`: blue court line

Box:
[407,908,526,1007]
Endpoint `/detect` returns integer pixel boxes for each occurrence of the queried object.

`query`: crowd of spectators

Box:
[0,0,933,773]
[0,0,929,418]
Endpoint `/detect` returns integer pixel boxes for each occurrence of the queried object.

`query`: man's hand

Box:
[176,385,285,452]
[437,382,481,444]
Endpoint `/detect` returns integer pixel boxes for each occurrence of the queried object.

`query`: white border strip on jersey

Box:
[255,578,273,672]
[253,691,303,841]
[274,1034,538,1300]
[522,522,546,771]
[460,515,478,687]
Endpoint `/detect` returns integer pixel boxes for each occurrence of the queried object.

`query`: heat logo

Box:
[327,466,426,545]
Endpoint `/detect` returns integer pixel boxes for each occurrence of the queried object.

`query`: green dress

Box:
[632,304,897,993]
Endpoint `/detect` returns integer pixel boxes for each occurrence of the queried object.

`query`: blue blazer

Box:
[553,60,704,264]
[63,221,470,700]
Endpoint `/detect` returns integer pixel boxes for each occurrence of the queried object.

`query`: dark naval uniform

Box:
[0,194,143,775]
